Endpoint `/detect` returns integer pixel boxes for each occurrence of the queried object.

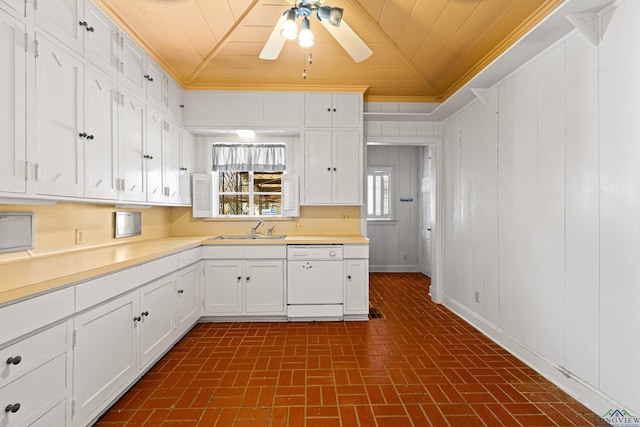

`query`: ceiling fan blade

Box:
[259,14,287,60]
[319,19,372,63]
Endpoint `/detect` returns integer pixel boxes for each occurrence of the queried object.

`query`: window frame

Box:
[367,167,394,221]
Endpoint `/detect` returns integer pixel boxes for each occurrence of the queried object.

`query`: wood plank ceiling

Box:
[93,0,563,102]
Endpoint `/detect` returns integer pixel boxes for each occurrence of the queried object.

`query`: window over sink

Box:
[192,139,299,218]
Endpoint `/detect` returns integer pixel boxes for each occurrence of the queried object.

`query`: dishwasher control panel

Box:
[287,245,343,260]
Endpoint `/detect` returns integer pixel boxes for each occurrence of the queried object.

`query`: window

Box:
[218,171,283,216]
[213,143,285,217]
[367,168,392,220]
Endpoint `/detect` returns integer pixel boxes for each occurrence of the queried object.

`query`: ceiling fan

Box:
[259,0,373,63]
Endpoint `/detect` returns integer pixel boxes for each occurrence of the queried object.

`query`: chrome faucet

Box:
[267,225,276,236]
[251,220,264,236]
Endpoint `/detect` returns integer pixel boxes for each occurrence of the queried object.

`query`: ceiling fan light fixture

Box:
[280,9,298,40]
[298,17,314,47]
[317,6,343,27]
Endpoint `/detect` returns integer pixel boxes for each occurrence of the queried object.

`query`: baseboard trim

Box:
[443,296,624,418]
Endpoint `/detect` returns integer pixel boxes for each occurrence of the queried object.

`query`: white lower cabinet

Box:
[343,245,370,319]
[176,263,201,334]
[204,260,285,315]
[0,321,72,427]
[138,274,177,370]
[72,293,138,426]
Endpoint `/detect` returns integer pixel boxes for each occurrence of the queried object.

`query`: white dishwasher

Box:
[287,245,344,321]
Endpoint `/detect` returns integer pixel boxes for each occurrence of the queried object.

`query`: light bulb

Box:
[280,10,298,40]
[298,17,314,48]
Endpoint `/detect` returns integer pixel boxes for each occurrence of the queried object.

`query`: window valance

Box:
[212,143,286,172]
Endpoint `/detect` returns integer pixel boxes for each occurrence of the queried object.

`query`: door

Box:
[287,260,343,304]
[145,108,164,203]
[245,260,284,314]
[120,33,145,98]
[419,177,433,277]
[118,92,146,202]
[203,260,243,314]
[34,0,83,53]
[164,120,181,203]
[145,60,164,107]
[0,10,26,194]
[344,259,368,314]
[176,264,200,333]
[84,2,117,77]
[332,93,360,128]
[139,275,176,369]
[73,293,138,426]
[84,67,118,200]
[304,130,332,204]
[332,131,361,204]
[34,34,84,197]
[179,130,194,205]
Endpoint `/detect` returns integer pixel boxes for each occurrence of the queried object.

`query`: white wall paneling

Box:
[441,0,639,416]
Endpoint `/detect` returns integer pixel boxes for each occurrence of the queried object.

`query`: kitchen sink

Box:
[208,234,287,240]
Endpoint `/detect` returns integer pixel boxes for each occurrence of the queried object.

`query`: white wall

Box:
[440,0,640,416]
[367,145,421,271]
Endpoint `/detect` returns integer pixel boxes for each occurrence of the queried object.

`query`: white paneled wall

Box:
[367,146,420,271]
[441,0,639,415]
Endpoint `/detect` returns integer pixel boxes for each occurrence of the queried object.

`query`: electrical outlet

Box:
[341,212,351,222]
[75,228,85,244]
[295,222,303,231]
[474,290,480,304]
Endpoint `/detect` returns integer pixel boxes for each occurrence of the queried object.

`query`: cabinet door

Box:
[0,11,26,194]
[118,93,146,202]
[332,93,360,128]
[176,263,200,334]
[84,67,118,200]
[0,0,25,19]
[332,131,361,204]
[145,108,164,203]
[245,260,285,314]
[139,274,176,369]
[164,120,181,203]
[84,1,117,78]
[146,60,164,107]
[120,34,145,98]
[167,78,183,124]
[344,259,369,314]
[203,260,243,314]
[34,34,84,197]
[34,0,83,53]
[179,130,194,205]
[304,93,332,127]
[304,130,333,204]
[73,293,138,425]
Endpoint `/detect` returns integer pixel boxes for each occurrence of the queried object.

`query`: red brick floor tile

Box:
[95,273,604,427]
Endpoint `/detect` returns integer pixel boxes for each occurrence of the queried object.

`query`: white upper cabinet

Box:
[34,0,83,53]
[304,93,361,128]
[83,1,117,78]
[119,33,146,98]
[145,107,164,203]
[0,10,26,194]
[163,120,181,204]
[145,59,165,108]
[34,33,84,198]
[118,92,147,202]
[179,130,194,205]
[303,130,362,205]
[84,66,118,200]
[166,78,183,124]
[182,91,302,128]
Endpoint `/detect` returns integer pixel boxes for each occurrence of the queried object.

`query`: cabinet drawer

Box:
[140,253,179,283]
[343,245,369,259]
[0,354,68,427]
[0,287,74,344]
[179,247,201,268]
[75,267,141,312]
[202,246,245,259]
[0,323,68,388]
[244,245,286,259]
